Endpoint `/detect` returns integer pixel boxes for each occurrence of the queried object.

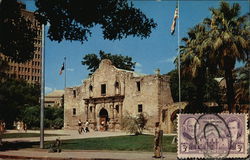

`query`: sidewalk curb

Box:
[0,154,128,160]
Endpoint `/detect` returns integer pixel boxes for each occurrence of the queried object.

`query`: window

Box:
[101,84,106,95]
[89,85,93,91]
[136,81,141,91]
[115,105,119,113]
[115,81,120,95]
[73,90,76,98]
[90,106,93,112]
[73,108,76,116]
[162,109,166,122]
[138,104,143,112]
[115,81,119,88]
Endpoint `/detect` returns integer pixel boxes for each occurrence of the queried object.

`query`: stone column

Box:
[93,103,97,130]
[85,102,89,121]
[119,102,123,124]
[112,104,115,120]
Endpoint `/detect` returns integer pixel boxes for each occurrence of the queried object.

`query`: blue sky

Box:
[21,0,249,94]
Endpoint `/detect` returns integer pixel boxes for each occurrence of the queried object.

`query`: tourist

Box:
[78,119,83,134]
[24,123,27,132]
[0,121,4,146]
[85,120,89,133]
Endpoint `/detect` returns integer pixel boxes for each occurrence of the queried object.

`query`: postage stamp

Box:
[177,114,248,159]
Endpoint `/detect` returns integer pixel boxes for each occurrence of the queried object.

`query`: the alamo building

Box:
[64,59,181,133]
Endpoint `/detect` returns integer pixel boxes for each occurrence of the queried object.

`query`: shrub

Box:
[21,106,64,129]
[121,112,148,135]
[52,118,64,129]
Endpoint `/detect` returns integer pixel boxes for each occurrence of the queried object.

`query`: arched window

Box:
[89,85,93,91]
[115,81,120,95]
[115,81,119,88]
[115,105,119,113]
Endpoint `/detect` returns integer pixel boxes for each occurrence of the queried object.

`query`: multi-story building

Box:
[45,90,64,108]
[0,3,42,84]
[64,59,174,132]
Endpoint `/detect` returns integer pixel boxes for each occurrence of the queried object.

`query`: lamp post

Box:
[40,24,45,149]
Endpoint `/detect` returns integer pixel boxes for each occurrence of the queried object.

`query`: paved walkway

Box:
[0,129,177,160]
[3,129,131,142]
[0,148,177,160]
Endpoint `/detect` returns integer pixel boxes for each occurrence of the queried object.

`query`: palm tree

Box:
[202,1,250,113]
[234,64,250,105]
[178,24,210,112]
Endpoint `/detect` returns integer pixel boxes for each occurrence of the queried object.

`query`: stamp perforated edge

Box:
[177,113,249,159]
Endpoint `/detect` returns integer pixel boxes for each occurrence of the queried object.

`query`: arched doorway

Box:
[99,108,109,131]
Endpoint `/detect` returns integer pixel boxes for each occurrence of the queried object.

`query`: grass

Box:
[2,133,67,139]
[46,134,177,152]
[1,134,177,152]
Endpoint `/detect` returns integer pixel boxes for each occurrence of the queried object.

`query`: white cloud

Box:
[135,62,143,73]
[45,86,53,94]
[135,68,142,73]
[67,68,74,72]
[160,56,176,63]
[135,62,142,67]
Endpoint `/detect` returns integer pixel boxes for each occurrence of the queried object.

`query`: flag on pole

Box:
[171,6,178,35]
[59,63,64,75]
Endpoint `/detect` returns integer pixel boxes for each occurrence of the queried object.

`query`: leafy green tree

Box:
[82,50,136,73]
[0,0,36,62]
[202,1,250,112]
[0,79,40,127]
[21,106,64,129]
[168,69,196,102]
[168,69,221,106]
[35,0,157,43]
[1,0,156,62]
[21,106,40,129]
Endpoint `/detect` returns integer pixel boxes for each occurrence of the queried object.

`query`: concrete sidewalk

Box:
[0,148,177,160]
[3,129,130,143]
[0,129,177,160]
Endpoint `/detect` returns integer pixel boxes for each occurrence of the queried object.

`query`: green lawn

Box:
[47,134,177,152]
[1,134,177,152]
[2,133,67,138]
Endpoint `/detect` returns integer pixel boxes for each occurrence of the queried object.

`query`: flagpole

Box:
[40,24,45,149]
[64,57,66,89]
[177,0,181,113]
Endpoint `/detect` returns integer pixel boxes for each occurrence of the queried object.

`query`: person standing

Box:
[85,120,89,133]
[0,121,6,146]
[154,122,161,158]
[78,119,83,134]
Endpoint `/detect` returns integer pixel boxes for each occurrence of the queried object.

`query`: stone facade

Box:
[64,59,174,131]
[160,102,187,134]
[45,90,64,108]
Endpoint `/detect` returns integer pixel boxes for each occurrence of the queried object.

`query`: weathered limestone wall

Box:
[123,75,160,129]
[160,102,187,133]
[64,59,175,132]
[64,86,85,129]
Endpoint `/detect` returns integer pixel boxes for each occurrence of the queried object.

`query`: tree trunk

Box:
[224,68,236,113]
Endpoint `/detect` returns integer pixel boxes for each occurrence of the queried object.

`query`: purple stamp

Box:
[178,114,248,158]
